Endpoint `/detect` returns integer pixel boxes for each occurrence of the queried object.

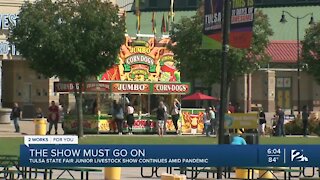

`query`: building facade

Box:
[0,0,319,116]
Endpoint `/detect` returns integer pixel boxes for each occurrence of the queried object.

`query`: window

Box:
[187,0,197,6]
[149,0,158,7]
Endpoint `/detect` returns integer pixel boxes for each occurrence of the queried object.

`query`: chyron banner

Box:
[202,0,254,49]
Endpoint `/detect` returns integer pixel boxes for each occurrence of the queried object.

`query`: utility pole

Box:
[217,0,230,178]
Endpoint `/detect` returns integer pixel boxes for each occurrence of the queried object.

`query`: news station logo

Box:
[291,149,309,162]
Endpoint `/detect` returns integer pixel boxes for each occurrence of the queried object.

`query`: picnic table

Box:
[140,166,232,180]
[243,167,304,180]
[140,167,173,178]
[48,167,102,180]
[0,155,26,179]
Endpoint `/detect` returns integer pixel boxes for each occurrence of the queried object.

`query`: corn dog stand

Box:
[53,35,192,134]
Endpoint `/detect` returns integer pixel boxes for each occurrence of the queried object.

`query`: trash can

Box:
[104,167,121,180]
[34,118,47,135]
[223,133,232,144]
[244,133,259,144]
[235,168,253,179]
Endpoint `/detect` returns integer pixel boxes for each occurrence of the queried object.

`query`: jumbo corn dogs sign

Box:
[54,36,190,94]
[99,36,180,82]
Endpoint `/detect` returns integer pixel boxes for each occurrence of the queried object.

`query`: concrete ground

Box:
[0,120,318,179]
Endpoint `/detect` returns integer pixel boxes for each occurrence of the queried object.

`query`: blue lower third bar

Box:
[20,145,320,167]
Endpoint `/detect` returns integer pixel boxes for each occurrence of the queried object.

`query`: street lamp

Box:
[280,11,314,114]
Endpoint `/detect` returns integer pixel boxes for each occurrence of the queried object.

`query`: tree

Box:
[9,0,125,137]
[170,10,273,91]
[302,23,320,83]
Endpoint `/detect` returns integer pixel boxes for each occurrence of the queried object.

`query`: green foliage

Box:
[285,119,320,136]
[9,0,125,137]
[9,0,125,82]
[302,23,320,83]
[170,10,273,85]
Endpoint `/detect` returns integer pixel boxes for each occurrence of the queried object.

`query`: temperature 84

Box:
[268,156,279,163]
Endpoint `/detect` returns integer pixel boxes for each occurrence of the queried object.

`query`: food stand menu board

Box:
[180,109,205,134]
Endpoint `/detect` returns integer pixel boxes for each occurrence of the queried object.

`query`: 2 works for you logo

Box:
[291,149,309,162]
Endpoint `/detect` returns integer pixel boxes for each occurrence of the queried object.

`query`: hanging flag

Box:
[135,0,140,34]
[135,0,140,16]
[136,11,141,34]
[170,0,175,22]
[151,12,157,34]
[123,11,127,33]
[202,0,255,49]
[166,13,170,33]
[161,13,166,33]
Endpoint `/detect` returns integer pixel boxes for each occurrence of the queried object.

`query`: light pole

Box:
[280,11,314,114]
[217,0,231,178]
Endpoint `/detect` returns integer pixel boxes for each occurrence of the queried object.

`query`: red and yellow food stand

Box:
[54,35,198,134]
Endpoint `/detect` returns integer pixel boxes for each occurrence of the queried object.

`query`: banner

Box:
[202,0,223,49]
[202,0,254,49]
[20,145,320,167]
[225,113,258,129]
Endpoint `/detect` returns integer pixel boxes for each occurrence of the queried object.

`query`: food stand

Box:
[54,35,192,134]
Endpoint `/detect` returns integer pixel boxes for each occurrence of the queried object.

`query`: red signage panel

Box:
[112,82,150,94]
[153,83,190,94]
[85,82,110,92]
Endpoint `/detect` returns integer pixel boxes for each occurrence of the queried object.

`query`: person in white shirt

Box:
[171,98,181,134]
[126,103,135,135]
[209,107,216,135]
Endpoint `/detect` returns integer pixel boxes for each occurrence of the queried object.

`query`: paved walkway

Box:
[0,120,318,179]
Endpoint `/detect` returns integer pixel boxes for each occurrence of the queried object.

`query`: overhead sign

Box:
[111,82,150,94]
[99,36,180,82]
[153,83,190,94]
[54,82,110,93]
[54,81,190,95]
[202,0,254,49]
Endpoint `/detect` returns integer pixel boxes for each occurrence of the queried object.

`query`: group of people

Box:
[203,107,217,137]
[111,96,182,137]
[9,101,63,135]
[259,105,310,137]
[111,99,135,135]
[155,99,181,137]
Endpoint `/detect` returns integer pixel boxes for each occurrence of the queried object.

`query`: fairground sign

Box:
[54,82,190,95]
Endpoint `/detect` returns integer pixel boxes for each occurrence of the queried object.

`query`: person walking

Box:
[209,107,216,135]
[113,101,124,135]
[203,108,211,137]
[126,103,135,135]
[156,101,166,137]
[47,101,60,135]
[259,107,266,136]
[275,106,285,137]
[10,102,22,133]
[302,105,309,137]
[171,98,181,134]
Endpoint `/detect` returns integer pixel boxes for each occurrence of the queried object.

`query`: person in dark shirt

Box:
[302,105,309,137]
[259,107,266,136]
[10,102,22,133]
[275,106,285,137]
